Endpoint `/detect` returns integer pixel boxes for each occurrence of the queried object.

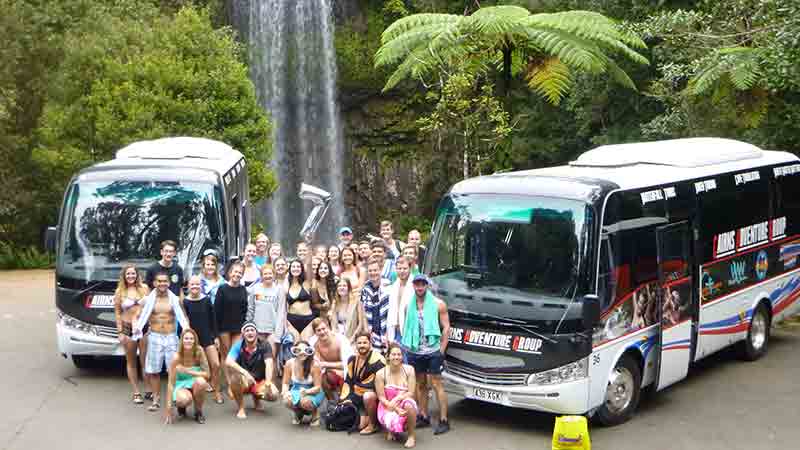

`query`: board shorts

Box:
[145,332,178,374]
[407,350,444,375]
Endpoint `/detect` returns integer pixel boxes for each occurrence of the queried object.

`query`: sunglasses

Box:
[291,346,314,356]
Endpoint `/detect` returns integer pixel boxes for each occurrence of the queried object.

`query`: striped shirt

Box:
[360,279,390,350]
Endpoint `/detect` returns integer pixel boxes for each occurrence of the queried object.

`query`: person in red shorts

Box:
[310,317,353,401]
[225,322,279,419]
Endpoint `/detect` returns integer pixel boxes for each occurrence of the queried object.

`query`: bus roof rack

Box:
[115,137,237,160]
[570,138,763,168]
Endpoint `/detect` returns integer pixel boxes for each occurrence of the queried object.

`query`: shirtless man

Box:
[133,271,190,411]
[310,317,353,401]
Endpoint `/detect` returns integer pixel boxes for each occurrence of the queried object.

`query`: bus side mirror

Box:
[44,226,57,253]
[581,294,601,330]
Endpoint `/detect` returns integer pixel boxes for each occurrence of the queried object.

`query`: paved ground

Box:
[1,270,798,450]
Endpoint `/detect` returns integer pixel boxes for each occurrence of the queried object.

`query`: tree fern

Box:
[690,47,761,95]
[526,57,572,105]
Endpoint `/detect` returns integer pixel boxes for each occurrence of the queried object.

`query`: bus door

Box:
[655,221,694,391]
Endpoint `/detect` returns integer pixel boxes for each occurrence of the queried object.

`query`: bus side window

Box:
[232,193,240,254]
[598,236,617,311]
[774,169,800,236]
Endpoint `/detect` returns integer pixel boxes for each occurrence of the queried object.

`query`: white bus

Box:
[46,137,251,368]
[426,138,800,425]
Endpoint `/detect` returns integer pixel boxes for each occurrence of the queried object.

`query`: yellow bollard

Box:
[552,415,591,450]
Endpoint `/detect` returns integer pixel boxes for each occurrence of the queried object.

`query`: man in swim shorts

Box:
[226,321,279,419]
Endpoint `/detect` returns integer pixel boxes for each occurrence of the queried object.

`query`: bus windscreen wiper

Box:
[449,307,557,344]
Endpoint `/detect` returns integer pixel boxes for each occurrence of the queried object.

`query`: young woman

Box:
[309,256,322,279]
[273,256,290,291]
[214,261,248,396]
[254,233,270,266]
[329,278,367,342]
[268,242,283,264]
[200,251,224,304]
[313,244,328,262]
[164,329,210,424]
[246,264,285,357]
[183,276,222,404]
[113,265,149,404]
[327,245,342,276]
[376,343,418,447]
[285,260,315,341]
[281,340,324,426]
[242,243,261,288]
[339,247,366,292]
[311,261,336,318]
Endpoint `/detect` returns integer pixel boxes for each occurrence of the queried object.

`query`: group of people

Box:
[112,221,448,446]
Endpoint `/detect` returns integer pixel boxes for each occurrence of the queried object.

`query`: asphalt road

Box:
[1,270,798,450]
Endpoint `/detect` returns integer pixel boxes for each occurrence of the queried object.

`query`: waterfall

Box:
[230,0,346,247]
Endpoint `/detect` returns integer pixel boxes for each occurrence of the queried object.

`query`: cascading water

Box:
[230,0,346,246]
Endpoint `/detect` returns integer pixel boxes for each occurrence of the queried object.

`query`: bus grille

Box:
[446,361,528,386]
[96,325,120,339]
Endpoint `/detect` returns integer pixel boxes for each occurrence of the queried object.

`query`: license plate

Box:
[467,387,507,405]
[86,294,115,309]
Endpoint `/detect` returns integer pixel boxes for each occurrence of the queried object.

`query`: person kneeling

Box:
[340,331,386,434]
[226,322,279,419]
[164,329,210,424]
[282,340,325,426]
[376,342,418,447]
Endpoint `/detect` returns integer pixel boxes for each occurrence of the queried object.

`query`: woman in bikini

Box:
[285,260,315,341]
[376,342,418,448]
[339,247,366,292]
[113,264,150,404]
[183,275,223,404]
[241,243,261,288]
[329,278,367,342]
[311,261,336,319]
[164,328,210,424]
[281,340,324,426]
[327,245,342,276]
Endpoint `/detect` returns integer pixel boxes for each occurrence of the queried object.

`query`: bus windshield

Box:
[58,180,224,281]
[427,194,591,334]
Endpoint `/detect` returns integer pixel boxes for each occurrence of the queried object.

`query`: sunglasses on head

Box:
[291,346,314,356]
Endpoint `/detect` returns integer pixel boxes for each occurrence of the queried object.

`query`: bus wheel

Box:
[740,303,770,361]
[71,355,94,369]
[595,355,641,426]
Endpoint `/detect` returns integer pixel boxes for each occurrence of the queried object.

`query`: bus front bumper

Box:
[56,320,124,357]
[443,370,590,415]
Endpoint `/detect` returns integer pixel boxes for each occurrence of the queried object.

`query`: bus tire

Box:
[594,354,641,426]
[71,355,94,369]
[739,302,770,361]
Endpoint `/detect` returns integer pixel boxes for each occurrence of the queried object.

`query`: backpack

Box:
[324,402,359,433]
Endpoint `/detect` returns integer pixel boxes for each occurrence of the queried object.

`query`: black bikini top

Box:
[287,285,312,305]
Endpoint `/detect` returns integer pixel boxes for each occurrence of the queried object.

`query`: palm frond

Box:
[375,22,458,68]
[603,57,637,91]
[381,13,461,44]
[382,46,435,92]
[466,5,530,36]
[526,57,573,105]
[523,28,607,73]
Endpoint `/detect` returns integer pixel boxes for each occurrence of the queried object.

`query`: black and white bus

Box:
[47,137,251,367]
[426,138,800,425]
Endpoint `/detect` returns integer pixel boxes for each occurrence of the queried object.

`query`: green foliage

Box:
[375,6,649,105]
[0,241,54,270]
[395,215,433,243]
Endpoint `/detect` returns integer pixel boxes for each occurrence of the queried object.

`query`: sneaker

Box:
[291,410,303,425]
[433,419,450,435]
[416,415,431,428]
[177,406,187,418]
[195,412,206,424]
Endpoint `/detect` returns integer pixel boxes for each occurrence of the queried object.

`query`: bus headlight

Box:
[527,358,588,385]
[57,310,99,336]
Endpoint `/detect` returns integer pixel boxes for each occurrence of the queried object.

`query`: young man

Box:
[361,257,391,351]
[145,240,184,298]
[402,274,451,435]
[387,256,415,344]
[370,240,396,284]
[338,227,354,249]
[254,233,270,266]
[407,229,427,263]
[225,321,279,419]
[379,220,404,260]
[309,317,353,400]
[340,331,386,434]
[133,271,190,411]
[357,240,372,269]
[401,245,421,276]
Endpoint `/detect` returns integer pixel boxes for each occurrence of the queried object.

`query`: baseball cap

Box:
[412,274,429,284]
[339,226,353,235]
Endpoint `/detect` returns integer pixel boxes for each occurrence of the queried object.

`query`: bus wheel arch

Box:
[594,350,643,426]
[739,299,772,361]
